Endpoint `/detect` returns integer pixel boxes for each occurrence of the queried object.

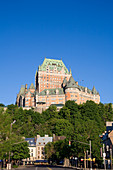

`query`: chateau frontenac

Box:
[16,58,100,112]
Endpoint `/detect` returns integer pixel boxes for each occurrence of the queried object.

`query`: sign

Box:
[103,153,106,158]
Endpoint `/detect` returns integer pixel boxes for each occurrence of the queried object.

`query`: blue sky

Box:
[0,0,113,105]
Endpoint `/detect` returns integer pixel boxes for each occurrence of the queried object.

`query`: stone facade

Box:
[16,58,100,112]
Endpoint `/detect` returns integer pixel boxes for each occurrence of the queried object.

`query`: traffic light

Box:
[69,141,71,146]
[93,158,95,162]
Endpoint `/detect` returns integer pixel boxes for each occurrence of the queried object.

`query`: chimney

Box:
[56,89,59,95]
[37,135,40,139]
[25,84,28,91]
[85,87,87,93]
[76,82,78,85]
[46,90,49,95]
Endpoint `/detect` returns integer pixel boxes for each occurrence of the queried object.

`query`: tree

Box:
[49,118,74,137]
[0,103,5,107]
[11,142,30,162]
[58,106,70,120]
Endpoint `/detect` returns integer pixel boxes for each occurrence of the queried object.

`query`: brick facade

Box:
[16,58,100,111]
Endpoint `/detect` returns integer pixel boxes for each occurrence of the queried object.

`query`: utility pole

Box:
[84,150,86,169]
[103,144,106,170]
[9,120,16,163]
[90,140,92,170]
[86,150,88,168]
[110,146,112,169]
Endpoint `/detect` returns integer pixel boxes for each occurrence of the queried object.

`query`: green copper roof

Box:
[92,86,98,95]
[19,85,25,95]
[38,58,70,74]
[29,83,35,89]
[38,88,64,96]
[66,76,80,90]
[35,70,37,77]
[69,68,72,75]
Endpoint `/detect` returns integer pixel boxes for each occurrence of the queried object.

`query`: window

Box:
[31,149,33,152]
[31,153,33,157]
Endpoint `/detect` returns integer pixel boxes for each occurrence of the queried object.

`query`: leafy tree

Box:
[11,142,30,161]
[0,103,5,107]
[58,106,70,120]
[48,118,74,137]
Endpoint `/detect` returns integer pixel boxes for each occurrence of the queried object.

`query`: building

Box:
[23,135,52,164]
[25,138,37,163]
[23,134,66,164]
[99,122,113,169]
[36,135,52,160]
[16,58,100,112]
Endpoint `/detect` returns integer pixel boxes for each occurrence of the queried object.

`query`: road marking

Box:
[47,168,52,170]
[35,167,38,170]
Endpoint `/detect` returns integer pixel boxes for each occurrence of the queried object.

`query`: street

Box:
[17,165,77,170]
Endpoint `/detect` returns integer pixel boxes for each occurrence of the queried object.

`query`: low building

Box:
[23,134,66,164]
[36,135,53,160]
[99,122,113,168]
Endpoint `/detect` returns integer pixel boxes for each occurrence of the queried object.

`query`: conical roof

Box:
[66,76,80,89]
[92,86,98,94]
[19,85,25,95]
[69,68,72,75]
[29,83,35,89]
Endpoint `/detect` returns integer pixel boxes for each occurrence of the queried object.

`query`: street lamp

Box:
[9,120,16,163]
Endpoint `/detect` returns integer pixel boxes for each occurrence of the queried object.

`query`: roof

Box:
[65,76,80,90]
[92,86,98,95]
[38,88,64,96]
[109,130,113,144]
[25,138,36,146]
[25,89,36,96]
[29,83,35,89]
[19,85,25,96]
[36,136,53,146]
[38,58,70,74]
[51,104,64,107]
[53,136,66,142]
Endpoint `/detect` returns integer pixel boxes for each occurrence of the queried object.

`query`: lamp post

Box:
[9,120,16,163]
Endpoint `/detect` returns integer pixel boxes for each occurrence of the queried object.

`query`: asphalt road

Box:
[17,165,76,170]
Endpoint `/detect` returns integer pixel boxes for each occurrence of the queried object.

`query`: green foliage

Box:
[1,101,113,164]
[48,118,74,137]
[0,103,5,107]
[12,142,30,160]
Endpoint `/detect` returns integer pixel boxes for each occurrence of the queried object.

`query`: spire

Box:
[69,68,72,75]
[92,86,98,95]
[35,70,37,76]
[29,83,35,89]
[38,65,41,71]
